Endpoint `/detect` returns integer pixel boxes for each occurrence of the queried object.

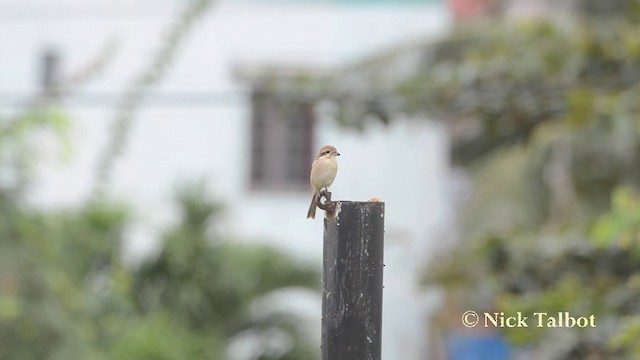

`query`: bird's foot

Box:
[317,189,336,216]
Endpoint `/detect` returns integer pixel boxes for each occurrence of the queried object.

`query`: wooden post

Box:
[321,201,385,360]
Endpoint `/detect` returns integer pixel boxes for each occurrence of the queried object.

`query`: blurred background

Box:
[2,0,640,359]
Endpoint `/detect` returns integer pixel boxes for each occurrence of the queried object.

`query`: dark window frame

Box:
[249,90,315,191]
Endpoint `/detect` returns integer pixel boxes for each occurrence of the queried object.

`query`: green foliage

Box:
[591,188,640,250]
[405,18,640,164]
[461,190,640,358]
[2,1,320,358]
[0,203,131,360]
[132,182,319,359]
[0,107,71,200]
[0,120,319,359]
[412,2,640,359]
[425,129,640,357]
[296,1,640,166]
[110,311,222,360]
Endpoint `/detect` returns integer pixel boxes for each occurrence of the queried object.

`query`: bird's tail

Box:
[306,191,318,219]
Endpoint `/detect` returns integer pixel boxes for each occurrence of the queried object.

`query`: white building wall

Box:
[0,1,453,359]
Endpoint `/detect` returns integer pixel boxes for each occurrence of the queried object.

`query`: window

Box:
[39,47,62,94]
[250,90,315,191]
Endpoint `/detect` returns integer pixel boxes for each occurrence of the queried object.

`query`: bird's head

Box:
[317,145,340,159]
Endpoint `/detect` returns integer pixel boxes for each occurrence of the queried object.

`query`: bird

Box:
[307,145,340,219]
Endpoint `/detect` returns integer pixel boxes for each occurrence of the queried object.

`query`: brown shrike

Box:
[306,145,340,219]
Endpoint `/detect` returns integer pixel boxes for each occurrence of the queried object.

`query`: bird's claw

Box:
[317,189,336,215]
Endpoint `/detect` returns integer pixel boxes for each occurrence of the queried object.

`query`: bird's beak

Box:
[336,152,341,156]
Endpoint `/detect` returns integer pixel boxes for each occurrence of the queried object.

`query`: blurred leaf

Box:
[133,182,319,358]
[566,88,595,126]
[590,187,640,248]
[611,316,640,355]
[109,311,222,360]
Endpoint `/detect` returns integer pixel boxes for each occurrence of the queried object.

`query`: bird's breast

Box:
[310,158,338,190]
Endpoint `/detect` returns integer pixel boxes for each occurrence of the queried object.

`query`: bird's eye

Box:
[323,150,330,155]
